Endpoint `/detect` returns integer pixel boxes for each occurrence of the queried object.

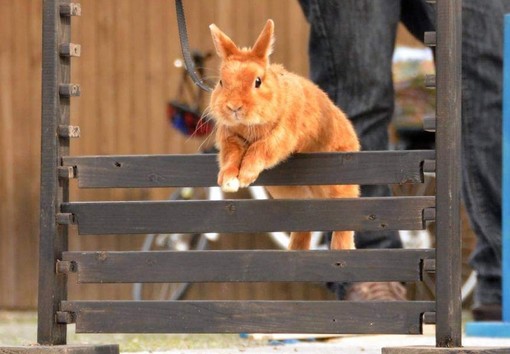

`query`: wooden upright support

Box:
[30,0,117,352]
[38,0,72,344]
[434,0,463,347]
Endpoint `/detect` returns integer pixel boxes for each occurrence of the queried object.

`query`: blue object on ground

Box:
[268,339,300,346]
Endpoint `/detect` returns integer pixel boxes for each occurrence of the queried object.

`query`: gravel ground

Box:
[0,311,264,352]
[3,311,510,354]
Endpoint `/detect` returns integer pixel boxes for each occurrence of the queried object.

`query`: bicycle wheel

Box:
[392,176,477,306]
[132,188,209,301]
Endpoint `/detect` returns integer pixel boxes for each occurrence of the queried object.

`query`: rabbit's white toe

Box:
[221,177,240,193]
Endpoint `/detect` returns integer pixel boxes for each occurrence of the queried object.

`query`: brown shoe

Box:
[345,282,407,301]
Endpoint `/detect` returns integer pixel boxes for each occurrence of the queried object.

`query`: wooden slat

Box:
[61,300,435,334]
[62,150,435,188]
[63,249,434,283]
[62,197,435,235]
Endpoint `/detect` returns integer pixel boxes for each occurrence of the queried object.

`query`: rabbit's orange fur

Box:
[209,20,360,250]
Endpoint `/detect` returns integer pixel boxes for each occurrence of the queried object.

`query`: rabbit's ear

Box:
[210,24,239,59]
[252,19,275,61]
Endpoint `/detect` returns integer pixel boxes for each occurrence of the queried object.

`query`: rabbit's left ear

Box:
[252,19,275,60]
[210,24,239,59]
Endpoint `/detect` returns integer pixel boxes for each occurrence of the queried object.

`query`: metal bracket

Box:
[423,207,436,222]
[425,74,436,88]
[59,43,81,57]
[424,31,437,47]
[58,166,76,179]
[58,125,81,138]
[59,84,81,97]
[423,115,436,132]
[56,260,77,274]
[422,259,436,273]
[56,311,75,324]
[421,258,435,283]
[423,311,436,325]
[60,3,82,17]
[56,213,76,225]
[422,159,436,174]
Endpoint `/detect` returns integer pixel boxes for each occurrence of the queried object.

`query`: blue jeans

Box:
[298,0,506,306]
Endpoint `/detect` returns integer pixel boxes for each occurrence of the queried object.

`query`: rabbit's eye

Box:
[219,80,223,87]
[255,77,262,88]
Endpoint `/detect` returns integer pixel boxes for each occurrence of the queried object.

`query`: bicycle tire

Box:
[392,176,476,306]
[132,188,209,301]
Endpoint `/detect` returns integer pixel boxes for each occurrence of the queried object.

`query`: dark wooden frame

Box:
[36,0,468,352]
[434,0,463,347]
[39,0,72,345]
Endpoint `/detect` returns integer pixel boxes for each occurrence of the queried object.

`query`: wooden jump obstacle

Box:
[4,0,503,353]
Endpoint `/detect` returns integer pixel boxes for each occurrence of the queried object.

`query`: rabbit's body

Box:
[209,20,360,250]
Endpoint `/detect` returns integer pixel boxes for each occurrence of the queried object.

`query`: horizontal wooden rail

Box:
[62,249,434,283]
[62,197,435,235]
[62,150,435,188]
[61,300,435,334]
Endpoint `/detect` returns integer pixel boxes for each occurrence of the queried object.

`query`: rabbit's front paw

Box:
[238,168,260,188]
[221,177,240,193]
[218,166,239,191]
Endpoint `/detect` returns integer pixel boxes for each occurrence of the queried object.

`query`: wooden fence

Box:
[36,0,467,350]
[0,0,315,310]
[0,0,422,310]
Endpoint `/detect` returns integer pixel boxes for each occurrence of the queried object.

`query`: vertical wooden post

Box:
[435,0,463,348]
[38,0,71,345]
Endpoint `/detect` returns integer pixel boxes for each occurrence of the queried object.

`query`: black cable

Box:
[175,0,213,93]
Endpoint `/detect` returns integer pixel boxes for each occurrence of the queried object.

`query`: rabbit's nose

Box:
[227,104,243,112]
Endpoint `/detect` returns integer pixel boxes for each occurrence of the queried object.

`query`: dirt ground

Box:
[4,311,510,354]
[0,311,264,352]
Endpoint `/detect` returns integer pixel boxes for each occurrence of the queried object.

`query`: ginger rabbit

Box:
[209,20,360,250]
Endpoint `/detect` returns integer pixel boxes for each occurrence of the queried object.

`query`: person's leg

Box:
[298,0,404,299]
[298,0,402,250]
[461,0,508,319]
[403,0,505,317]
[298,0,505,312]
[399,0,436,42]
[400,0,505,318]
